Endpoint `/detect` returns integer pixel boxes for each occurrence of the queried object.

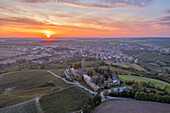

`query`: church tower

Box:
[81,58,86,75]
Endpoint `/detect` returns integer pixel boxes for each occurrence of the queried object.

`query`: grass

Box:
[121,62,129,68]
[40,86,93,113]
[118,75,170,89]
[100,66,131,74]
[52,78,72,89]
[0,89,5,95]
[0,95,33,108]
[0,70,56,90]
[80,81,94,91]
[0,70,57,108]
[8,87,51,97]
[129,64,147,72]
[105,61,147,72]
[0,100,39,113]
[0,69,74,109]
[137,52,170,62]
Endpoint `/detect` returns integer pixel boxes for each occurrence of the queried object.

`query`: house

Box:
[112,72,120,85]
[83,74,98,91]
[71,68,83,76]
[105,72,120,85]
[84,74,92,82]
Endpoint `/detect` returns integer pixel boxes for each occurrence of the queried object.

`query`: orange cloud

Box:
[15,0,153,8]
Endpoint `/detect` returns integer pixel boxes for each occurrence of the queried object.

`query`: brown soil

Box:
[92,100,170,113]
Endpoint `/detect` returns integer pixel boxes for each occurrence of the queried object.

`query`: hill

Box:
[40,86,93,113]
[0,70,57,108]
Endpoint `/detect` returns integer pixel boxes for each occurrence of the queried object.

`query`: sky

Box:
[0,0,170,38]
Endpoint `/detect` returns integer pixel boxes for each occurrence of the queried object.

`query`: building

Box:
[105,72,120,85]
[83,74,98,91]
[81,58,86,75]
[112,72,120,85]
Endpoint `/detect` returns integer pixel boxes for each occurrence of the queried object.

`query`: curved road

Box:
[0,70,134,111]
[49,70,134,101]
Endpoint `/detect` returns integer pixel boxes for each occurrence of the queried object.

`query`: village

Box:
[6,40,138,64]
[68,58,120,91]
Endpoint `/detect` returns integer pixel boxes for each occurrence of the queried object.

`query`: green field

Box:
[118,75,170,89]
[0,100,39,113]
[40,86,93,113]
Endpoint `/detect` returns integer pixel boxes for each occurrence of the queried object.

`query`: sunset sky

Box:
[0,0,170,38]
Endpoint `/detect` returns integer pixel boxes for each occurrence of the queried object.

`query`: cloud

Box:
[166,9,170,14]
[160,16,170,21]
[15,0,153,8]
[159,16,170,26]
[0,17,46,25]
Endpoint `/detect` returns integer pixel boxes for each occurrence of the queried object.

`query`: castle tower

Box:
[82,58,86,75]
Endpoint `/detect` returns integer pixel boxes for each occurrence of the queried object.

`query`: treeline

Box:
[86,66,115,85]
[111,63,170,83]
[125,79,169,92]
[107,82,170,103]
[83,94,102,113]
[0,57,82,74]
[72,62,81,69]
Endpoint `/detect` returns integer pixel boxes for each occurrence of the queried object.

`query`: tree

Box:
[87,69,93,77]
[156,86,161,90]
[134,92,140,100]
[103,89,109,98]
[110,89,115,96]
[148,93,156,101]
[107,67,110,73]
[104,72,109,80]
[139,92,148,100]
[156,94,162,102]
[94,66,99,72]
[16,59,27,63]
[94,94,102,106]
[83,104,91,113]
[99,68,104,74]
[164,85,169,92]
[73,62,81,69]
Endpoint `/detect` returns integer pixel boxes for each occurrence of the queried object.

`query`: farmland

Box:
[0,70,56,107]
[0,56,39,64]
[0,48,25,60]
[40,86,93,113]
[118,75,170,89]
[105,61,147,72]
[0,100,39,113]
[0,70,55,90]
[92,100,170,113]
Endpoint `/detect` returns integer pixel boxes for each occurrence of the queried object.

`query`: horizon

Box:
[0,0,170,38]
[0,37,170,39]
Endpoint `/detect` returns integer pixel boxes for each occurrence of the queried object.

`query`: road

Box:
[0,99,35,111]
[64,70,72,80]
[100,86,134,101]
[48,70,134,101]
[0,70,133,111]
[48,70,97,95]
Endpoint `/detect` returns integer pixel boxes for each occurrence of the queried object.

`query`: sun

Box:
[46,34,51,39]
[40,30,54,39]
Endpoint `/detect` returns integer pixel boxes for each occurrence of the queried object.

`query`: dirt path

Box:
[0,75,2,80]
[0,99,35,111]
[36,97,44,113]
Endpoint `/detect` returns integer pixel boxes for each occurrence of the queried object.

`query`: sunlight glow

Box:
[40,30,54,39]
